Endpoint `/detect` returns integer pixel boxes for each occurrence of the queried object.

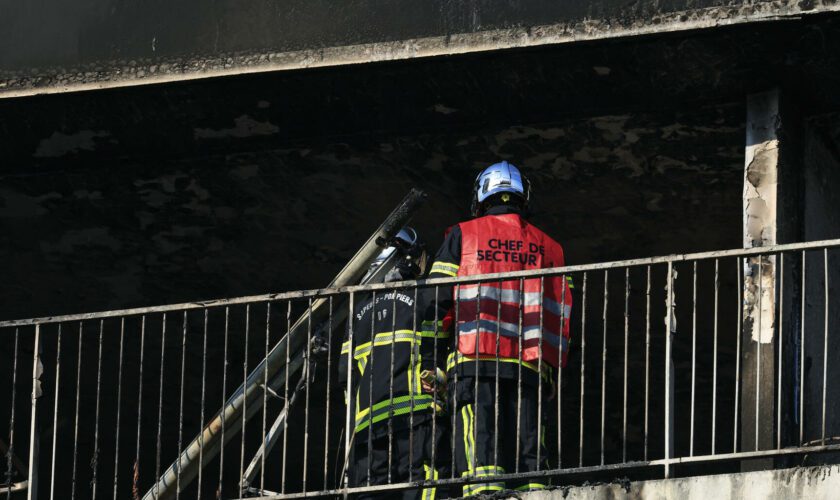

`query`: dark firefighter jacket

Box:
[339,289,449,441]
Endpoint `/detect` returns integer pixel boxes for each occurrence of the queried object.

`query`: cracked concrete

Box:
[515,464,840,499]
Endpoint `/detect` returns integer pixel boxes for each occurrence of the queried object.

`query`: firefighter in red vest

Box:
[426,161,572,495]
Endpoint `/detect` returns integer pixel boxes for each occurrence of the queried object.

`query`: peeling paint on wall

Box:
[742,90,782,344]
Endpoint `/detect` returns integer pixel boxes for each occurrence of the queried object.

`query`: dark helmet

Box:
[365,227,428,283]
[470,161,531,217]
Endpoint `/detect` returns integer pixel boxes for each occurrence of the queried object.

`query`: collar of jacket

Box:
[483,204,523,217]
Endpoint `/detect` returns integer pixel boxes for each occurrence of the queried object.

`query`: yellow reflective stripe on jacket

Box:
[420,320,450,339]
[341,330,422,358]
[430,261,460,277]
[446,351,553,381]
[354,394,436,433]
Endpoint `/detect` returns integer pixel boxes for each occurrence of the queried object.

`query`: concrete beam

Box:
[515,464,840,499]
[1,0,840,98]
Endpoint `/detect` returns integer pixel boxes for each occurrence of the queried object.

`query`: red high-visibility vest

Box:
[455,213,572,368]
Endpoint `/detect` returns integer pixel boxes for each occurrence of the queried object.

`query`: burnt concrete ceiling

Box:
[2,14,840,172]
[2,17,840,320]
[2,0,839,96]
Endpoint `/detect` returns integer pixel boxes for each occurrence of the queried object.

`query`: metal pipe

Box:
[690,262,697,457]
[91,320,105,499]
[5,238,840,328]
[27,325,42,500]
[644,267,651,462]
[600,271,608,466]
[578,272,587,467]
[49,325,62,500]
[71,323,83,500]
[112,319,125,500]
[664,262,674,478]
[5,328,19,500]
[712,259,719,454]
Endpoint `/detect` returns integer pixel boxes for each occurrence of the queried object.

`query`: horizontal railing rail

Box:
[2,238,839,328]
[2,239,839,499]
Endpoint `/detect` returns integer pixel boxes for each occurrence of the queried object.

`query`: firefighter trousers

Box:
[349,421,447,500]
[452,376,548,496]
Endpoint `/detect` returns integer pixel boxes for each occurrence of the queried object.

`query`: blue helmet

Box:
[470,161,531,217]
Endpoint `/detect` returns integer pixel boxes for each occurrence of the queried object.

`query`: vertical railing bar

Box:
[822,248,829,445]
[777,253,784,451]
[431,286,440,476]
[408,286,418,483]
[133,316,146,500]
[281,301,291,494]
[600,270,608,466]
[537,277,545,472]
[579,272,588,468]
[239,305,250,500]
[49,324,62,500]
[197,309,208,500]
[473,282,481,477]
[91,320,105,499]
[154,314,167,499]
[387,289,398,484]
[112,318,125,500]
[515,278,524,474]
[664,262,674,479]
[799,252,806,446]
[71,322,83,500]
[644,267,651,462]
[27,324,42,500]
[176,312,188,498]
[366,291,376,486]
[218,307,230,498]
[342,292,355,492]
[261,302,271,492]
[324,296,334,489]
[755,256,762,452]
[623,268,629,464]
[734,259,742,453]
[558,276,567,468]
[494,280,502,473]
[712,258,719,455]
[5,328,19,500]
[450,284,460,481]
[690,262,697,457]
[303,298,312,493]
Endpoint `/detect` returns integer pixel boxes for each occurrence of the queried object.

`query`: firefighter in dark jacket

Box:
[339,228,449,500]
[427,161,573,495]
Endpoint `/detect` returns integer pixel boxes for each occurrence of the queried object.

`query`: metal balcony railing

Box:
[2,239,839,499]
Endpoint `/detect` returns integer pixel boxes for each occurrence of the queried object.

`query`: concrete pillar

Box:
[740,88,802,467]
